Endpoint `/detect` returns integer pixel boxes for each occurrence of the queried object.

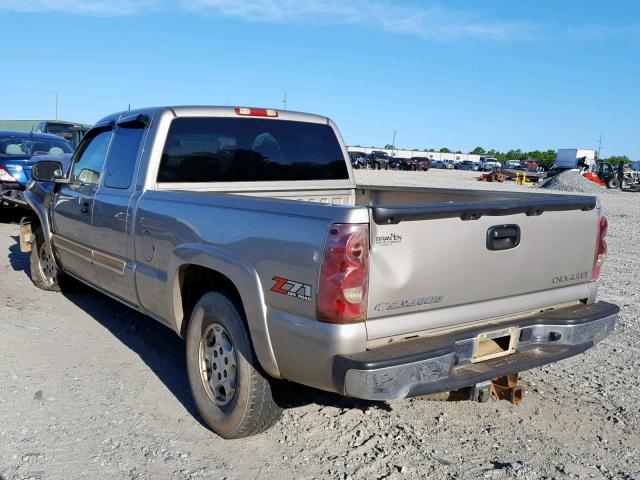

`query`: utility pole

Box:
[282,90,287,111]
[55,93,58,120]
[392,130,396,156]
[597,134,602,159]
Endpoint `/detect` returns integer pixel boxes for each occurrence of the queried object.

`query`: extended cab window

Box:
[157,117,349,182]
[103,125,146,189]
[70,130,113,186]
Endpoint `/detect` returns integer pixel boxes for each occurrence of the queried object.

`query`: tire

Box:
[30,226,63,291]
[186,292,282,438]
[607,178,620,189]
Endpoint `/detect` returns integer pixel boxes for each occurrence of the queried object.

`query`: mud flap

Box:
[19,218,34,253]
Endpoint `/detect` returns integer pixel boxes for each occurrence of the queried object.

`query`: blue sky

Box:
[0,0,638,158]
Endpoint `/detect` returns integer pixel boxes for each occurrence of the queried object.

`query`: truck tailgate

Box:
[366,195,599,338]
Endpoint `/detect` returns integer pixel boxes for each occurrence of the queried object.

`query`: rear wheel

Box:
[30,226,62,291]
[186,292,282,438]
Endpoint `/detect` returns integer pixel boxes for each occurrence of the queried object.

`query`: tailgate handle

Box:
[487,225,520,251]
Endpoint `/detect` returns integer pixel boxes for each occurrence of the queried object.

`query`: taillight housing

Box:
[0,167,17,183]
[317,224,369,324]
[234,107,278,117]
[592,215,608,280]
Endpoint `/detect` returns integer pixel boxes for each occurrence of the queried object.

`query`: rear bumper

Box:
[332,301,618,400]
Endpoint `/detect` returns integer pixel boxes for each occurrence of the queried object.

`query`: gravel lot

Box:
[1,169,638,480]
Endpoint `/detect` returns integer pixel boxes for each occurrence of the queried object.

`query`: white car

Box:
[480,157,502,171]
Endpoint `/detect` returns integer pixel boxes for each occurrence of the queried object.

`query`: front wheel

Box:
[607,177,621,189]
[186,292,282,438]
[30,226,62,291]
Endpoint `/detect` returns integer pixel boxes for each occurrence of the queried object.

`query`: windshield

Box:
[0,136,73,157]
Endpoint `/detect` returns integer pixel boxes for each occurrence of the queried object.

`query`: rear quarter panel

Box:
[132,190,367,375]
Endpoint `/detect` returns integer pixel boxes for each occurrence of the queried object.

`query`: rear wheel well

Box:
[177,264,246,338]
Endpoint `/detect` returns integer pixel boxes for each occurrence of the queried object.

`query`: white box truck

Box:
[555,149,596,171]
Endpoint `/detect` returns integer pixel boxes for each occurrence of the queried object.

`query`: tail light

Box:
[235,107,278,117]
[317,224,369,324]
[0,167,17,183]
[592,215,608,280]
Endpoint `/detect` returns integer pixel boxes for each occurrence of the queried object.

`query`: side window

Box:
[103,125,146,189]
[70,130,113,186]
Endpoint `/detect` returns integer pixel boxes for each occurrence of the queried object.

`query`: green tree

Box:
[605,155,630,164]
[470,146,486,155]
[439,147,451,153]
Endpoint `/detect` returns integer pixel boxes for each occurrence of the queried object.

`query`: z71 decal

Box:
[271,276,312,302]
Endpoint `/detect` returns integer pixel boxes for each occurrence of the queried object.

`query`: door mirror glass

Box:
[31,160,65,183]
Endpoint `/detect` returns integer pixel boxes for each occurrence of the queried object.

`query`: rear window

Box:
[0,136,72,157]
[158,117,349,183]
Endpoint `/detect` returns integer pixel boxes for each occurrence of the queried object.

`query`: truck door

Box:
[51,126,114,286]
[91,113,150,304]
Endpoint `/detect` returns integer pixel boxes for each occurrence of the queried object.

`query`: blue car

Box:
[0,131,73,209]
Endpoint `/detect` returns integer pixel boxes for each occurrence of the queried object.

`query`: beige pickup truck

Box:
[24,106,618,438]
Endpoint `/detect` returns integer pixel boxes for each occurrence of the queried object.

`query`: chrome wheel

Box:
[199,323,238,407]
[38,242,57,287]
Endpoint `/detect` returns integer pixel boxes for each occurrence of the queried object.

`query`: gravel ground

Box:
[1,169,638,480]
[541,170,607,194]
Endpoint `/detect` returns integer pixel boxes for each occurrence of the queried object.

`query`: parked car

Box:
[503,160,522,169]
[0,131,73,209]
[433,160,454,169]
[35,120,90,149]
[479,157,502,171]
[388,157,407,170]
[406,157,431,171]
[24,105,617,439]
[457,160,479,171]
[349,151,369,169]
[369,150,390,169]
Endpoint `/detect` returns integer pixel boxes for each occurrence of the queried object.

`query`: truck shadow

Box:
[7,238,391,428]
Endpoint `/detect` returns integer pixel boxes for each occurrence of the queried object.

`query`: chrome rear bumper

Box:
[333,301,618,401]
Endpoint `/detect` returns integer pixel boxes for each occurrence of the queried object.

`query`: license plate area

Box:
[472,327,517,363]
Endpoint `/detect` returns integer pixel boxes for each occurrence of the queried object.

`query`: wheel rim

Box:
[38,242,57,287]
[199,323,238,407]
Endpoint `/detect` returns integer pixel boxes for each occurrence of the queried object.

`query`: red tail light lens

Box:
[0,167,17,183]
[235,107,278,117]
[592,215,608,280]
[317,224,369,324]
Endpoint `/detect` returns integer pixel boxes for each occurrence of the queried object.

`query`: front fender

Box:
[167,244,280,378]
[24,183,56,260]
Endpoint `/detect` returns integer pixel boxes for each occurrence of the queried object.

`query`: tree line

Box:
[370,145,631,165]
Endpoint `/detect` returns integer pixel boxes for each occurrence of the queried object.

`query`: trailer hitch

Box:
[419,374,524,405]
[490,374,523,405]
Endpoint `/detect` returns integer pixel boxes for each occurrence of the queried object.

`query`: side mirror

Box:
[31,160,67,183]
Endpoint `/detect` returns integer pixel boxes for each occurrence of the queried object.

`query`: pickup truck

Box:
[23,106,618,439]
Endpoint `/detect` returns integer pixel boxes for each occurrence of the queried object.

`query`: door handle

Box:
[80,201,91,215]
[487,225,520,251]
